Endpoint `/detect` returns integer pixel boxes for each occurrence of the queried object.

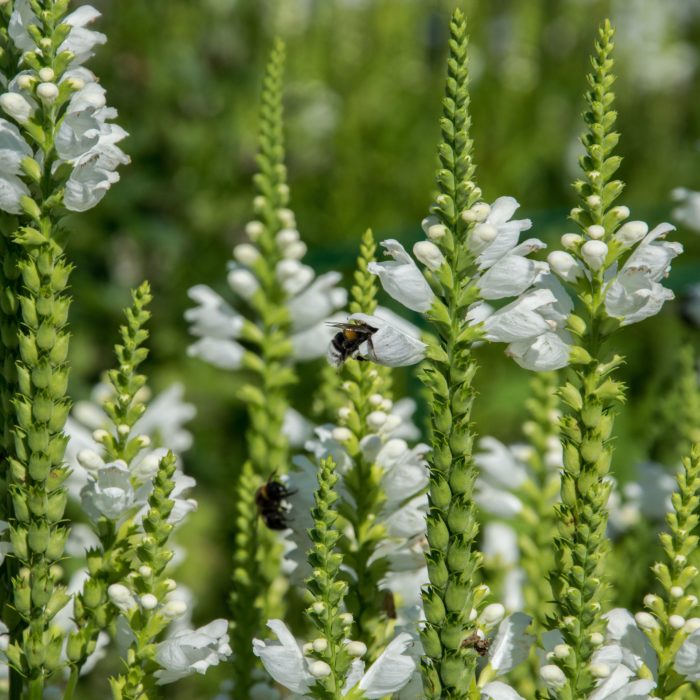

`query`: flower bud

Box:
[670,586,684,598]
[540,664,567,689]
[38,67,55,82]
[553,644,571,659]
[67,76,85,90]
[308,660,331,678]
[277,208,296,228]
[311,602,325,614]
[614,221,648,247]
[426,223,448,241]
[548,251,582,282]
[36,82,59,103]
[589,663,610,679]
[589,632,604,646]
[245,221,264,241]
[462,202,491,223]
[312,637,327,653]
[684,617,700,634]
[140,594,158,610]
[635,612,658,631]
[302,642,313,655]
[162,600,188,619]
[276,228,299,247]
[367,411,387,430]
[331,427,352,442]
[586,195,601,208]
[77,449,104,471]
[669,614,685,629]
[610,205,630,220]
[586,224,605,240]
[337,406,351,420]
[580,240,608,271]
[138,565,153,577]
[0,92,35,123]
[228,268,260,300]
[346,641,367,657]
[233,243,260,266]
[339,612,354,626]
[469,223,497,252]
[92,429,110,443]
[108,584,136,611]
[561,233,583,249]
[413,241,445,270]
[283,241,307,260]
[18,74,35,90]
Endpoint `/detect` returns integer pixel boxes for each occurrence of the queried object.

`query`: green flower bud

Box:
[45,526,68,560]
[14,578,31,616]
[422,627,443,658]
[427,512,450,550]
[424,589,447,625]
[28,520,50,553]
[10,526,29,560]
[430,474,452,510]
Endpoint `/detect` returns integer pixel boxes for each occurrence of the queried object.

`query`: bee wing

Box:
[325,321,354,329]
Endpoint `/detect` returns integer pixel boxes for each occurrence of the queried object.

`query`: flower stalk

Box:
[640,444,700,697]
[418,10,490,697]
[546,22,630,697]
[65,283,153,678]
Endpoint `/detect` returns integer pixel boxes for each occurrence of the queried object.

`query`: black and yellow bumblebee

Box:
[255,474,296,530]
[327,320,378,367]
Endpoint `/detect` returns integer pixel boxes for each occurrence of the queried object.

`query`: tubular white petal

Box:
[478,256,549,300]
[187,337,245,370]
[505,331,571,371]
[357,633,416,698]
[368,239,435,313]
[252,620,312,694]
[488,613,534,675]
[675,629,700,681]
[349,313,427,367]
[482,289,557,342]
[481,681,527,700]
[604,608,658,677]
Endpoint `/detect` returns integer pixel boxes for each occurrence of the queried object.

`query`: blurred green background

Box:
[66,0,700,696]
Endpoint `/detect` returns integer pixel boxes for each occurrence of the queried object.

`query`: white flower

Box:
[348,312,427,367]
[254,622,414,697]
[588,664,656,700]
[368,239,436,312]
[472,197,534,269]
[675,630,700,681]
[487,613,534,674]
[9,2,106,64]
[481,681,526,700]
[413,240,445,270]
[604,223,681,326]
[672,187,700,233]
[601,608,658,679]
[548,251,584,282]
[187,337,246,370]
[0,118,31,214]
[478,239,548,300]
[80,461,134,521]
[154,619,232,684]
[185,285,245,340]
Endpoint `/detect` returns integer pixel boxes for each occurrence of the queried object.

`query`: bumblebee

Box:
[255,474,296,530]
[327,321,378,367]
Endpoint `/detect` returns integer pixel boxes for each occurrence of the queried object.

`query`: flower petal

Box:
[358,633,416,698]
[488,613,534,675]
[252,620,312,694]
[674,629,700,681]
[349,313,427,367]
[368,240,435,313]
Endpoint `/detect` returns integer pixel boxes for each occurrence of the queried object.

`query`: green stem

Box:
[62,666,80,700]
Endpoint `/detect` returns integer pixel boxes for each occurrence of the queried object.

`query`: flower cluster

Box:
[1,1,128,213]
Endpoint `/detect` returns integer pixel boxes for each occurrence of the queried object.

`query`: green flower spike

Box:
[228,39,297,697]
[335,229,395,660]
[418,10,491,698]
[108,451,179,700]
[304,456,354,698]
[640,444,700,698]
[547,21,629,698]
[63,283,153,696]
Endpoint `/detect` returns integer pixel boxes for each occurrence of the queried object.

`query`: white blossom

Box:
[80,461,134,521]
[154,619,232,684]
[0,118,30,213]
[368,239,436,313]
[348,312,427,367]
[672,187,700,233]
[604,223,681,326]
[675,630,700,680]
